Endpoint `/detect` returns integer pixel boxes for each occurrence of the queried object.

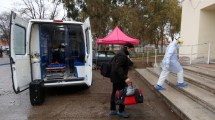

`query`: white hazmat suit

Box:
[155,39,187,90]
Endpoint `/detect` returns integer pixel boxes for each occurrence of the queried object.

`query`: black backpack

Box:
[100,62,112,77]
[100,54,123,77]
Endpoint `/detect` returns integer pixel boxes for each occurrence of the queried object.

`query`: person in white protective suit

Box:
[154,38,188,90]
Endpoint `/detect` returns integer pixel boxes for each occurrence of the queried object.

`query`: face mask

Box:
[128,51,133,56]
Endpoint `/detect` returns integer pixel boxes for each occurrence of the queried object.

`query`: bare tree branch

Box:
[0,12,10,41]
[18,0,63,19]
[49,0,61,19]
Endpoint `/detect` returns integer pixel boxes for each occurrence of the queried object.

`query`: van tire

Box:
[29,80,45,105]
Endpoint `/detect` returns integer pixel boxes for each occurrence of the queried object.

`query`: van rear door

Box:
[83,18,93,86]
[10,11,31,93]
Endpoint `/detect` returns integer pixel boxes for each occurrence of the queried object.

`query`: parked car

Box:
[93,50,115,69]
[4,48,9,55]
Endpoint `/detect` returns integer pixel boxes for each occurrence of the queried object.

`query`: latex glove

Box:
[125,78,132,84]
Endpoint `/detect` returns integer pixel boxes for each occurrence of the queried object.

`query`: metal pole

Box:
[154,49,158,67]
[147,51,149,64]
[190,45,193,65]
[207,42,211,64]
[155,49,157,64]
[142,53,144,60]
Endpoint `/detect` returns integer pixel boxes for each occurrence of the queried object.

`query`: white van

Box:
[10,11,93,105]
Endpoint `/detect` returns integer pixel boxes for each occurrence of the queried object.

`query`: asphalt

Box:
[0,53,30,120]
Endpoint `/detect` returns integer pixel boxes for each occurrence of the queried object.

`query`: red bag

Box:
[115,88,143,105]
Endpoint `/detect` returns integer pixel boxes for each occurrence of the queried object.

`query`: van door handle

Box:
[10,57,15,64]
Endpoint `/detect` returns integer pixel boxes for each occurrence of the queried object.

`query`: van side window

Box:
[85,28,90,54]
[13,25,26,55]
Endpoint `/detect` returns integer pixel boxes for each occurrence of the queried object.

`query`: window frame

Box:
[85,28,90,54]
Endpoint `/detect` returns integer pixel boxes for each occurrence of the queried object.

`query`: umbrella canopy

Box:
[96,26,139,45]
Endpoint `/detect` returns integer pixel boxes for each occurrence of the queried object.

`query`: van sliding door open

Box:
[10,11,31,93]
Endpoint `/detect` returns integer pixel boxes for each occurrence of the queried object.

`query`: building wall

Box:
[180,0,215,62]
[199,7,215,59]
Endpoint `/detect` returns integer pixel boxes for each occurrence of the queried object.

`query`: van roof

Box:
[29,19,83,25]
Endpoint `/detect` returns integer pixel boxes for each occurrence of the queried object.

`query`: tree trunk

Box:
[154,39,159,49]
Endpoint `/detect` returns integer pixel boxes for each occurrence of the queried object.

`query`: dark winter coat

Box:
[110,48,133,84]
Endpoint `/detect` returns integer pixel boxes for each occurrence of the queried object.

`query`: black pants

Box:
[110,82,126,112]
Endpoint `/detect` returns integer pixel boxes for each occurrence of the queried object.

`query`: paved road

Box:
[0,53,30,120]
[0,53,181,120]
